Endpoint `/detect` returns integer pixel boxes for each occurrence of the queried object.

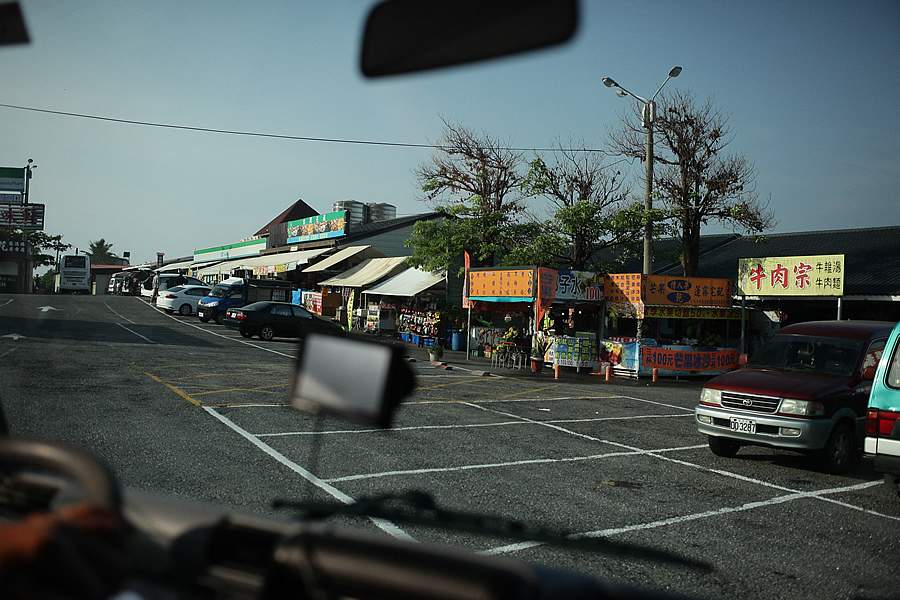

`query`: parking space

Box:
[129,305,900,597]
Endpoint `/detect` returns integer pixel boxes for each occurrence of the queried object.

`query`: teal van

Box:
[865,321,900,498]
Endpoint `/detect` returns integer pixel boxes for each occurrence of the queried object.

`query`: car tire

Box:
[259,325,275,341]
[708,435,741,458]
[240,331,252,339]
[199,316,210,323]
[819,422,856,474]
[178,304,192,316]
[215,313,224,325]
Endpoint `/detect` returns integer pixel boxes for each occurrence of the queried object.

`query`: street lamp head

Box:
[602,77,618,88]
[615,89,627,98]
[669,66,682,78]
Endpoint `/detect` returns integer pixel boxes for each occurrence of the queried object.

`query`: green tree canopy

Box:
[87,238,117,265]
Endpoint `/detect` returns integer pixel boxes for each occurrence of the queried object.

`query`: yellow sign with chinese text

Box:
[737,255,845,296]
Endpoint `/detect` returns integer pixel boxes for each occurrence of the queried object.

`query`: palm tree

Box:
[87,238,117,265]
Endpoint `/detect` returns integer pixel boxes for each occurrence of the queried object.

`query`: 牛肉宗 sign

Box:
[737,255,844,296]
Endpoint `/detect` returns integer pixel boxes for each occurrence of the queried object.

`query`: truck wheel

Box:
[259,325,275,341]
[708,435,741,458]
[819,422,856,474]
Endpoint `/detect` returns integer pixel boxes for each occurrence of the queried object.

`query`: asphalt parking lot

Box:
[4,294,897,599]
[133,304,900,599]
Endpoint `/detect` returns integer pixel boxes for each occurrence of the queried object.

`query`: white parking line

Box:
[482,479,889,556]
[202,405,414,541]
[116,323,157,344]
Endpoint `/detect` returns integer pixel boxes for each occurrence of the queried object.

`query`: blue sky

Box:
[1,1,897,266]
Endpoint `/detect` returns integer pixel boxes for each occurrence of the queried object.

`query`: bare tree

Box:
[413,118,526,267]
[608,90,775,276]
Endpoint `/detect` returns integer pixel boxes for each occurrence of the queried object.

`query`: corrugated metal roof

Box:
[318,256,408,288]
[303,245,384,273]
[363,268,445,297]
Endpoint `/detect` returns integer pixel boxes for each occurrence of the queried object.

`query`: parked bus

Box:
[56,254,91,293]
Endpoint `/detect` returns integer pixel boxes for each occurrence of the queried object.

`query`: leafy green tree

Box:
[608,89,774,276]
[87,238,118,265]
[0,229,70,269]
[407,119,527,272]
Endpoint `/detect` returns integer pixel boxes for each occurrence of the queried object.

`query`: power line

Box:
[0,102,605,154]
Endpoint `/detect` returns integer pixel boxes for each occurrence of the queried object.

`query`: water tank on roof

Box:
[333,200,367,225]
[367,203,396,222]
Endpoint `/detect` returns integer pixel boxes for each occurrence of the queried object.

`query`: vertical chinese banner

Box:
[462,251,470,309]
[535,268,558,332]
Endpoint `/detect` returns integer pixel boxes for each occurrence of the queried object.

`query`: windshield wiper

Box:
[273,490,710,571]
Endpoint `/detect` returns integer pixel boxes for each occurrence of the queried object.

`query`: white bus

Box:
[56,254,91,293]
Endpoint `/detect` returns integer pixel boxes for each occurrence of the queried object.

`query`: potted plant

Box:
[530,337,549,373]
[428,344,444,362]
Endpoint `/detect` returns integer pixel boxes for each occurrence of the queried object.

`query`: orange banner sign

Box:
[642,347,739,371]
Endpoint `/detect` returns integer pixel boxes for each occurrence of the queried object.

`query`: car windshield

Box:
[209,284,229,299]
[747,333,863,376]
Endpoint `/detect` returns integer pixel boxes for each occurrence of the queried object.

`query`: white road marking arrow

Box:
[37,306,60,312]
[2,334,25,340]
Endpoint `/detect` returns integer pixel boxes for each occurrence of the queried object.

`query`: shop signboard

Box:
[642,347,739,371]
[194,239,267,263]
[737,254,845,296]
[551,337,597,370]
[0,202,44,230]
[468,267,535,301]
[554,270,603,301]
[0,167,25,193]
[643,306,742,320]
[605,274,733,319]
[643,275,732,307]
[286,211,346,244]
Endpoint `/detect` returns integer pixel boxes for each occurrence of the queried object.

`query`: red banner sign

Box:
[642,347,739,371]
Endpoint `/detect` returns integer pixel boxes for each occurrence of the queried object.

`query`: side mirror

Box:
[862,365,877,381]
[360,0,578,78]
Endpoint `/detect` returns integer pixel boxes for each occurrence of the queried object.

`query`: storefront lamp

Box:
[504,313,512,322]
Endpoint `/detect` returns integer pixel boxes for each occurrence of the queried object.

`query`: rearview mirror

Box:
[290,333,415,428]
[360,0,578,78]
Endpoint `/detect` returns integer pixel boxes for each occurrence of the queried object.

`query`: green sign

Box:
[0,167,25,193]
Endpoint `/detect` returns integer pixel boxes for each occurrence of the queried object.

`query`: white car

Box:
[142,274,207,298]
[156,284,213,315]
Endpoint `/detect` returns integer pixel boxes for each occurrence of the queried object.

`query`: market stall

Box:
[603,274,742,377]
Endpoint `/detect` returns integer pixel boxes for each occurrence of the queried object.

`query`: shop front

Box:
[465,267,604,369]
[603,274,742,377]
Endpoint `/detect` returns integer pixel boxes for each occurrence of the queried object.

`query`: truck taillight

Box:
[867,408,900,438]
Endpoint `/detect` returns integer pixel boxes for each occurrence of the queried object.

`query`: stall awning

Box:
[192,259,242,278]
[158,259,194,272]
[318,257,408,288]
[234,248,328,270]
[363,268,445,297]
[303,245,384,273]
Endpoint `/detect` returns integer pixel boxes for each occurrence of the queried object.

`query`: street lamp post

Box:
[602,67,681,275]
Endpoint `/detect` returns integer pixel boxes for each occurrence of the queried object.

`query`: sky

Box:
[1,1,898,267]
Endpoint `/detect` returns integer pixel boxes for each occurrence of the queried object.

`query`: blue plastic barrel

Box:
[451,331,465,351]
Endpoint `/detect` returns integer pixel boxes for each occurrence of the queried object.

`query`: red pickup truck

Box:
[695,320,894,473]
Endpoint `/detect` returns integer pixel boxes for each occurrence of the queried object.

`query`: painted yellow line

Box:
[137,367,201,407]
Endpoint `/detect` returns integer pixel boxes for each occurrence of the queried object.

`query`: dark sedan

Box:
[223,301,344,341]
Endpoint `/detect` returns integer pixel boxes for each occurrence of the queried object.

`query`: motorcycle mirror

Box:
[290,333,415,428]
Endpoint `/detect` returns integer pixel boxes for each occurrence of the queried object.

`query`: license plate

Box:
[198,309,206,317]
[730,417,756,434]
